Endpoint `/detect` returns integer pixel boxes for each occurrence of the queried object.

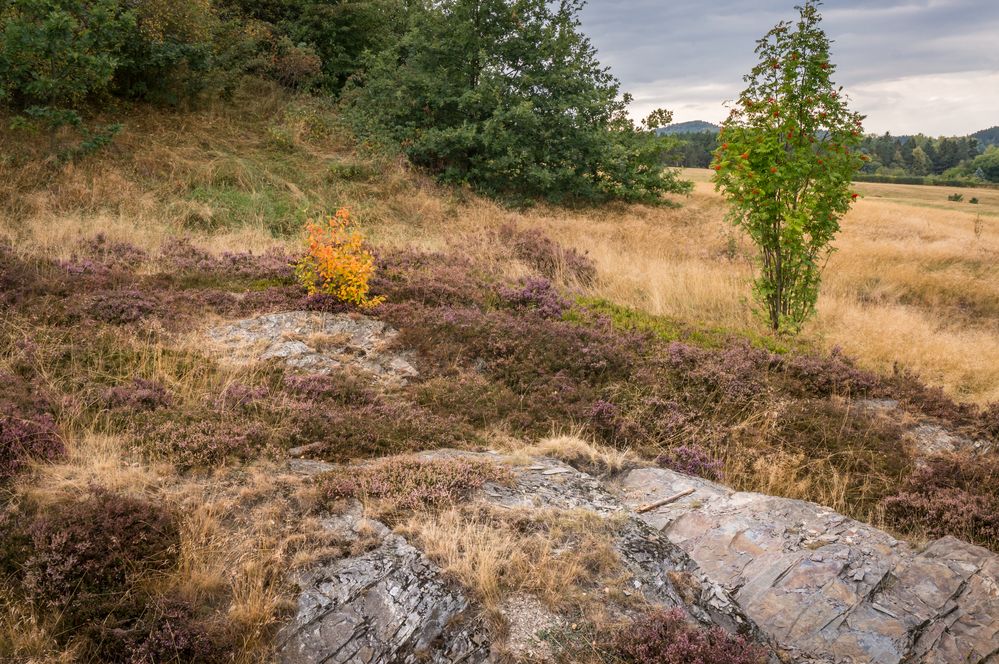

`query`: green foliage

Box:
[947,192,964,202]
[220,0,408,92]
[713,1,864,333]
[0,0,222,156]
[343,0,691,205]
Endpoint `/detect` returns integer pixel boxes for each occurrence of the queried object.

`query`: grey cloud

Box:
[579,0,999,134]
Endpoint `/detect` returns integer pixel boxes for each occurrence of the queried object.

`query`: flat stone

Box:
[207,311,418,383]
[612,467,999,663]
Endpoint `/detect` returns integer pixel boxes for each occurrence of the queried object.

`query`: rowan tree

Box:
[713,1,865,333]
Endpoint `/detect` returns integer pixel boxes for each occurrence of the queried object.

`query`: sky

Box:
[578,0,999,136]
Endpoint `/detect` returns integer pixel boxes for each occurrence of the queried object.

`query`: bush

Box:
[104,378,172,411]
[498,278,570,319]
[947,193,964,202]
[0,411,64,481]
[345,0,690,204]
[656,445,724,481]
[22,488,179,627]
[613,609,767,664]
[499,224,597,285]
[293,208,383,308]
[881,453,999,550]
[93,595,231,664]
[138,417,275,469]
[88,289,158,324]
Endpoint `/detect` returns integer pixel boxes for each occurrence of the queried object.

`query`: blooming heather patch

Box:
[88,289,158,324]
[881,453,999,550]
[138,418,275,470]
[499,224,596,285]
[67,234,148,273]
[21,488,179,626]
[498,277,570,319]
[104,378,172,411]
[318,455,511,519]
[613,609,767,664]
[0,412,64,481]
[656,445,724,481]
[373,249,491,307]
[158,237,294,281]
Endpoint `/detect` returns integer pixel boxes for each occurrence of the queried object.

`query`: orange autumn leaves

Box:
[294,208,384,308]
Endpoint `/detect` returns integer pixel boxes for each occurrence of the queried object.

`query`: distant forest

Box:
[665,125,999,183]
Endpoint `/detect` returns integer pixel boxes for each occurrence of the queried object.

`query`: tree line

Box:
[668,128,999,183]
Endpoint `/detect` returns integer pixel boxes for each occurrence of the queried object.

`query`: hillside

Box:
[1,89,998,662]
[655,120,720,135]
[972,125,999,147]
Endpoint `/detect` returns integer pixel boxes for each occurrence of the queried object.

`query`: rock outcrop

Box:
[276,506,490,664]
[276,451,999,663]
[207,311,418,383]
[614,467,999,664]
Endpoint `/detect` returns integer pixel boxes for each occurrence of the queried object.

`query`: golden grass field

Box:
[2,88,997,403]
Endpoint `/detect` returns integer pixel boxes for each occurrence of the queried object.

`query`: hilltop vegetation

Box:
[0,0,688,204]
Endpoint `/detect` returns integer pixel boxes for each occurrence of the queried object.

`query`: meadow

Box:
[2,89,997,662]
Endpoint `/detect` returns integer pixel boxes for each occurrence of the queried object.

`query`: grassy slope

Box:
[1,88,997,661]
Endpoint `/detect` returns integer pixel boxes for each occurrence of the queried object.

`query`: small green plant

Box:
[969,197,979,204]
[947,193,964,202]
[713,1,865,333]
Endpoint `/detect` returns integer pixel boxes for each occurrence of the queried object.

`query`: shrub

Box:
[284,399,473,462]
[293,208,383,308]
[92,595,230,664]
[499,224,597,285]
[318,455,511,518]
[374,249,492,307]
[138,417,274,469]
[498,277,570,319]
[656,445,724,481]
[89,289,158,324]
[70,233,148,272]
[22,488,179,627]
[781,346,878,398]
[282,372,375,405]
[969,197,979,204]
[881,453,999,550]
[104,378,172,410]
[0,411,64,481]
[947,193,964,202]
[613,609,767,664]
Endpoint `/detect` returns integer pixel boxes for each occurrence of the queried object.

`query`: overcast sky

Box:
[578,0,999,136]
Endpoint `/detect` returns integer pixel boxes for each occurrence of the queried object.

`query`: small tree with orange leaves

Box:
[294,208,384,308]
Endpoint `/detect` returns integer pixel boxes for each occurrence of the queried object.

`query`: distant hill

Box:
[656,120,720,136]
[972,126,999,148]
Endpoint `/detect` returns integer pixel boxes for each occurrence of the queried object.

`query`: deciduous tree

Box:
[713,0,864,332]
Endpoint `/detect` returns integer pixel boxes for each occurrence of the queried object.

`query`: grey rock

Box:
[207,311,418,383]
[276,527,489,664]
[612,467,999,664]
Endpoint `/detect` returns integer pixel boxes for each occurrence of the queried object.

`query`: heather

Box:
[20,488,179,629]
[613,609,767,664]
[881,453,999,549]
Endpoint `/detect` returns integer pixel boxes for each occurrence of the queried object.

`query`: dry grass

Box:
[399,504,632,636]
[505,431,636,476]
[4,90,993,402]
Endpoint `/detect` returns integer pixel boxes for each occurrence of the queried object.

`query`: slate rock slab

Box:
[613,467,999,664]
[276,518,489,664]
[207,311,418,382]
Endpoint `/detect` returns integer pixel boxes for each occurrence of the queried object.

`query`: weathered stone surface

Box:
[855,398,994,456]
[613,467,999,664]
[207,311,418,382]
[426,450,774,647]
[276,507,489,664]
